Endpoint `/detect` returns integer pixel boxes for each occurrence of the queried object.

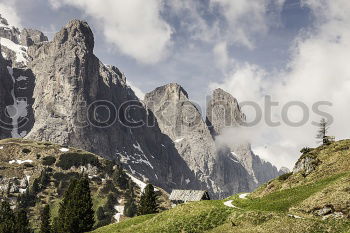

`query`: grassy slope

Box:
[0,138,170,232]
[91,140,350,233]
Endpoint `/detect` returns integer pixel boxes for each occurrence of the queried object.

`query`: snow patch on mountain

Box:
[0,38,27,64]
[126,173,158,192]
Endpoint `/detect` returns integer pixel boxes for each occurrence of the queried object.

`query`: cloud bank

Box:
[210,0,350,168]
[49,0,173,64]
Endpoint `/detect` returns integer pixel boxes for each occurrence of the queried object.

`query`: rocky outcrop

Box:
[0,14,20,43]
[293,154,321,176]
[207,88,282,189]
[144,84,273,197]
[206,88,245,136]
[20,28,48,46]
[145,83,228,195]
[0,46,14,138]
[144,84,217,180]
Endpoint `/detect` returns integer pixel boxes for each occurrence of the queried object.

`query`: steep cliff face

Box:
[144,83,219,193]
[144,84,256,197]
[24,20,198,192]
[0,18,198,193]
[206,88,245,136]
[207,88,285,188]
[0,46,13,138]
[0,15,35,139]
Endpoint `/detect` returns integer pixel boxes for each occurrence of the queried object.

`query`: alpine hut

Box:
[169,189,210,206]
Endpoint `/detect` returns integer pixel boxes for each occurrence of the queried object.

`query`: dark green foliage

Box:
[17,189,36,208]
[40,169,50,188]
[22,148,31,154]
[137,184,158,216]
[42,156,56,166]
[23,163,34,168]
[277,172,293,181]
[112,166,129,189]
[300,147,312,154]
[56,153,100,170]
[15,208,31,233]
[104,193,118,211]
[31,178,40,194]
[40,205,51,233]
[104,160,115,176]
[51,217,59,233]
[53,172,79,181]
[96,207,106,221]
[124,182,138,217]
[0,201,16,233]
[57,176,95,233]
[101,180,117,194]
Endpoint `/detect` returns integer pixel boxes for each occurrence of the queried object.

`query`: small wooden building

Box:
[169,189,210,206]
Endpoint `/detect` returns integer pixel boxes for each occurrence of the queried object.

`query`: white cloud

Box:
[213,41,232,71]
[210,0,286,49]
[210,0,350,169]
[0,1,22,28]
[49,0,173,64]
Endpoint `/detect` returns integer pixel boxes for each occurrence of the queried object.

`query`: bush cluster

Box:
[56,153,100,170]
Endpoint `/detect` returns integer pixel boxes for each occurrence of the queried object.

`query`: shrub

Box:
[42,156,56,166]
[53,172,79,181]
[277,172,293,181]
[22,148,31,154]
[23,163,34,168]
[56,153,100,170]
[300,147,311,154]
[100,180,117,194]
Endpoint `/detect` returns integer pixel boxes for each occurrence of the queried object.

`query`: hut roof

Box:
[169,189,209,202]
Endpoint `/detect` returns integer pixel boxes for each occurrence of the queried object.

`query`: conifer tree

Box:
[57,179,77,233]
[137,184,158,216]
[112,166,129,189]
[40,205,51,233]
[57,176,95,233]
[0,201,16,233]
[316,118,329,145]
[15,208,31,233]
[124,181,137,217]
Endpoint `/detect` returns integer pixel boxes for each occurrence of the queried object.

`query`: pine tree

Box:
[96,207,106,221]
[57,176,95,233]
[75,176,95,232]
[316,118,329,145]
[123,182,137,217]
[137,184,158,216]
[15,208,31,233]
[40,169,50,188]
[31,178,40,194]
[40,205,51,233]
[112,166,129,189]
[0,201,16,233]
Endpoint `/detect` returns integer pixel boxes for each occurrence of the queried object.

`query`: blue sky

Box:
[1,0,350,169]
[2,0,311,99]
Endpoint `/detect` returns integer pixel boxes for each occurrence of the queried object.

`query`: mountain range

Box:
[0,14,288,198]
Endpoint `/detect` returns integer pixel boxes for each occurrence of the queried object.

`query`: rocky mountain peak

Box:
[0,14,9,26]
[206,88,245,136]
[20,28,48,46]
[53,19,94,53]
[145,83,189,102]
